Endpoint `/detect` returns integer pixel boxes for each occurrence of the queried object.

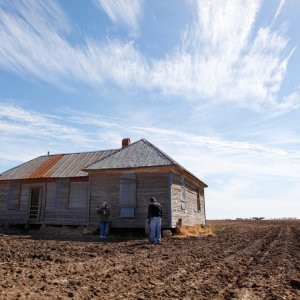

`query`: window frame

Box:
[180,176,186,210]
[196,188,201,212]
[119,173,136,218]
[7,181,21,210]
[55,178,70,209]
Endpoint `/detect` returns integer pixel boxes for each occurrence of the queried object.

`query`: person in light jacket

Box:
[96,202,110,239]
[147,196,163,244]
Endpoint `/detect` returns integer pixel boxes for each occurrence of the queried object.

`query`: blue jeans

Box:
[100,222,109,237]
[150,217,161,243]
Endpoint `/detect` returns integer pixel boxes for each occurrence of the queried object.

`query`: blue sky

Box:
[0,0,299,219]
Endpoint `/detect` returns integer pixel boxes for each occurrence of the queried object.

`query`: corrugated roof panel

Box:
[122,146,138,168]
[86,139,174,170]
[29,155,64,178]
[0,156,49,180]
[0,150,116,180]
[132,141,148,166]
[145,144,159,166]
[110,147,129,167]
[84,150,117,171]
[153,149,165,165]
[46,150,116,177]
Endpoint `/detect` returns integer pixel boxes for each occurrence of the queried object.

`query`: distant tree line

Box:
[234,217,298,220]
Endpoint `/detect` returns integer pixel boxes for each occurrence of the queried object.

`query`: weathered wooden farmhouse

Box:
[0,138,207,228]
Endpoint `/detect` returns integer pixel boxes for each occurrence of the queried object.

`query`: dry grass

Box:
[175,224,218,237]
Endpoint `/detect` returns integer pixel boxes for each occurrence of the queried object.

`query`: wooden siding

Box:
[135,173,169,228]
[0,182,44,224]
[1,171,206,228]
[89,171,170,228]
[43,181,88,225]
[171,173,206,227]
[0,180,88,225]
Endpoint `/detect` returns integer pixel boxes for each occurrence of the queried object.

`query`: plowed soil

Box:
[0,220,300,299]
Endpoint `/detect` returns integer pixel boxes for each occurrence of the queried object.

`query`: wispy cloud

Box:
[92,0,143,36]
[0,0,298,115]
[149,0,297,112]
[272,0,285,25]
[0,101,91,145]
[0,101,131,164]
[0,1,145,88]
[270,91,300,116]
[0,0,81,87]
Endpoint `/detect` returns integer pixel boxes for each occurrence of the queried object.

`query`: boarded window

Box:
[180,176,186,210]
[120,207,135,218]
[120,173,136,218]
[196,188,201,211]
[55,178,70,209]
[0,183,8,204]
[7,181,21,210]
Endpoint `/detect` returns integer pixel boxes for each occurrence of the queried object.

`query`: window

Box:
[180,176,186,210]
[196,188,201,211]
[7,181,21,210]
[120,173,136,218]
[55,178,70,209]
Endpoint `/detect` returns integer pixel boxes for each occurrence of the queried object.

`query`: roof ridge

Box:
[39,148,118,158]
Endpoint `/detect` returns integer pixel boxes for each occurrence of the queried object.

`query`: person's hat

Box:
[150,196,156,202]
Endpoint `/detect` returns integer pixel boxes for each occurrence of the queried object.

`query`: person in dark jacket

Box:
[148,196,163,244]
[96,202,110,239]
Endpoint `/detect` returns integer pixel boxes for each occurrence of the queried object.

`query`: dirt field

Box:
[0,220,300,300]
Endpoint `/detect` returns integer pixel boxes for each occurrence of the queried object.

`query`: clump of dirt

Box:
[0,220,299,299]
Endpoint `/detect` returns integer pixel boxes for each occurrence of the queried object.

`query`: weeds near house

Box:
[175,224,224,237]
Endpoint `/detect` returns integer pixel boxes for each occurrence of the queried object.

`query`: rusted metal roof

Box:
[0,150,116,180]
[29,155,64,178]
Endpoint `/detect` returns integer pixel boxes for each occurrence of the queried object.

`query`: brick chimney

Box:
[122,138,131,148]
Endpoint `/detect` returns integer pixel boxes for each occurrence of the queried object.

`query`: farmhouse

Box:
[0,138,207,228]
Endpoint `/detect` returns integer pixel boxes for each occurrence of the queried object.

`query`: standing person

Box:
[96,202,110,239]
[148,196,163,244]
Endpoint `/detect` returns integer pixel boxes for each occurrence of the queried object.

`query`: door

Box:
[28,188,42,222]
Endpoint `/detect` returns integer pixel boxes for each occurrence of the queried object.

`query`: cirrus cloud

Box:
[0,0,299,114]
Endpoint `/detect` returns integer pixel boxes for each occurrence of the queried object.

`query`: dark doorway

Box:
[29,188,42,221]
